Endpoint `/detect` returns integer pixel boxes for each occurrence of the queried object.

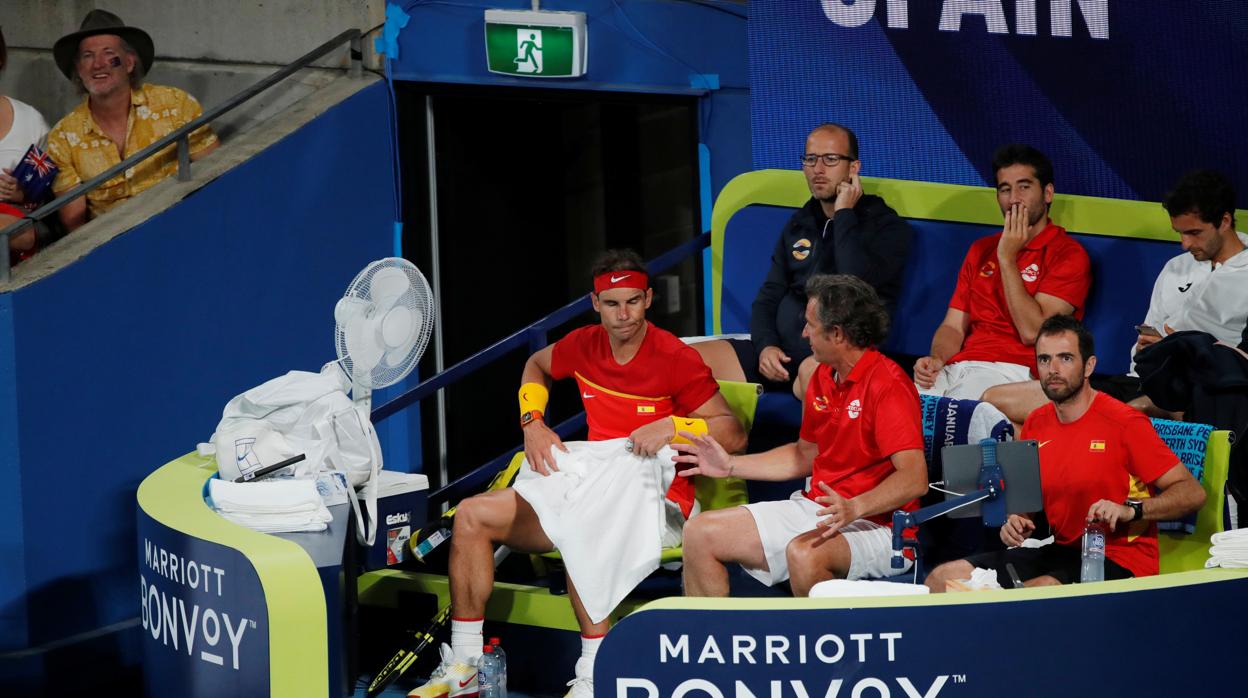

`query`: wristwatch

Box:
[1125,499,1144,522]
[520,410,543,428]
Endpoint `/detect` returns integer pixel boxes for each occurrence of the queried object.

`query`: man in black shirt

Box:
[693,123,913,400]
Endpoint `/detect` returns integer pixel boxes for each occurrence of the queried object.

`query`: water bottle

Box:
[489,637,508,696]
[478,645,501,698]
[1081,521,1106,583]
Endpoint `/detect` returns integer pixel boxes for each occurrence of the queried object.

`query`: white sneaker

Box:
[564,675,594,698]
[408,643,478,698]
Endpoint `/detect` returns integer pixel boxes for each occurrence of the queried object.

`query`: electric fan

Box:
[334,257,435,401]
[331,257,435,547]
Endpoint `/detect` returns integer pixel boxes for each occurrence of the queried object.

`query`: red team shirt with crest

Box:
[799,349,925,526]
[550,322,719,440]
[1022,393,1178,577]
[948,222,1091,371]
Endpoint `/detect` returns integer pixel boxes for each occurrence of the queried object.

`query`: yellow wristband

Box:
[519,382,549,416]
[670,416,708,445]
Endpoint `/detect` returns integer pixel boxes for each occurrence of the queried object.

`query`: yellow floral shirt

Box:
[46,84,218,217]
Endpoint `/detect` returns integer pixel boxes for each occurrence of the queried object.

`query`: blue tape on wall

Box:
[375,3,411,59]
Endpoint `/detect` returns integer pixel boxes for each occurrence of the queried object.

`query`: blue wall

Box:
[387,0,750,203]
[749,1,1248,203]
[0,81,396,686]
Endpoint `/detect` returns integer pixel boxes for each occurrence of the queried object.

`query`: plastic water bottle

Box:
[489,637,508,696]
[1081,521,1106,583]
[478,645,502,698]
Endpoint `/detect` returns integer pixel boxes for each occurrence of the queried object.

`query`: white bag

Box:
[202,361,381,546]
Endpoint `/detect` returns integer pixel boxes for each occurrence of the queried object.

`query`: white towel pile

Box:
[1206,529,1248,569]
[209,478,333,533]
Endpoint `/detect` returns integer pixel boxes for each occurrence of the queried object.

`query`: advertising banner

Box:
[137,509,270,696]
[599,573,1248,696]
[750,2,1247,202]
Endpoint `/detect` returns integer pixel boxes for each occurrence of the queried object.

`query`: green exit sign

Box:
[484,9,587,78]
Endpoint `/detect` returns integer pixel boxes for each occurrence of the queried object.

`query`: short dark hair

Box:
[804,274,888,348]
[1162,169,1237,229]
[590,249,647,284]
[992,144,1054,189]
[1037,314,1094,362]
[812,123,859,160]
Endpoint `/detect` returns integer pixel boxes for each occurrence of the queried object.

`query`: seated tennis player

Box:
[409,248,745,698]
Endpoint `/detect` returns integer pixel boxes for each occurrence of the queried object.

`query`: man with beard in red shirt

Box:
[925,315,1205,591]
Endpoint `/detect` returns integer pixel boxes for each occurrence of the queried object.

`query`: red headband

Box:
[593,270,648,295]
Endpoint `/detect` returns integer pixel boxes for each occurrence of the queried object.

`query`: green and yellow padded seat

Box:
[534,378,761,568]
[1159,429,1232,574]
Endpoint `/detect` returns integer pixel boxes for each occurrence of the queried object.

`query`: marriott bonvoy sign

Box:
[136,512,271,696]
[593,588,1238,698]
[141,538,257,671]
[614,629,964,698]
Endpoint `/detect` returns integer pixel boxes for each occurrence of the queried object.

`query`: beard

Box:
[1027,205,1046,227]
[1041,374,1084,403]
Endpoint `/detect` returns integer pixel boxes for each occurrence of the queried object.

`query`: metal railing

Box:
[0,28,364,282]
[372,231,711,508]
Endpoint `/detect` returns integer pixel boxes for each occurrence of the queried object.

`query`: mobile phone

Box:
[1135,324,1161,337]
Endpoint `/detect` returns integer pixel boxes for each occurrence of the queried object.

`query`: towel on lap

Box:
[513,438,679,624]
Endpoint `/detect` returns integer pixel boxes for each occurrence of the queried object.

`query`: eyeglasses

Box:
[801,153,856,168]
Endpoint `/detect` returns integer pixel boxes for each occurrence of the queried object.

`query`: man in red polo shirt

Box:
[411,249,745,698]
[914,144,1091,400]
[675,274,928,597]
[924,315,1205,591]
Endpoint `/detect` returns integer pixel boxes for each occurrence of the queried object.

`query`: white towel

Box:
[512,438,677,624]
[808,579,931,598]
[1204,529,1248,568]
[217,509,332,533]
[209,478,333,533]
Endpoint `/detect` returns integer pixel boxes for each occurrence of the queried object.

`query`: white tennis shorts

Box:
[740,490,912,586]
[918,360,1031,401]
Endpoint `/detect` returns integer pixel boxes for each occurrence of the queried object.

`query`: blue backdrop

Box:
[750,1,1247,202]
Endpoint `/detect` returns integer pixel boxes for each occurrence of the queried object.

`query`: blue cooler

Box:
[363,472,429,571]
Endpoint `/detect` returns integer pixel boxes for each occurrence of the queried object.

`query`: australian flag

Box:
[12,144,58,203]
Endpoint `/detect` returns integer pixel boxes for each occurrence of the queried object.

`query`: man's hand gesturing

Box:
[670,433,733,479]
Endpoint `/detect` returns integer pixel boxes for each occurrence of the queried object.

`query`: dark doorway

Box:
[395,83,703,485]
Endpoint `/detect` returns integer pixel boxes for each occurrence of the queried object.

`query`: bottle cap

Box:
[490,637,501,645]
[483,645,494,653]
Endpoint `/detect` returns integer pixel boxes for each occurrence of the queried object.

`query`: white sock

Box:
[451,617,484,664]
[577,634,604,678]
